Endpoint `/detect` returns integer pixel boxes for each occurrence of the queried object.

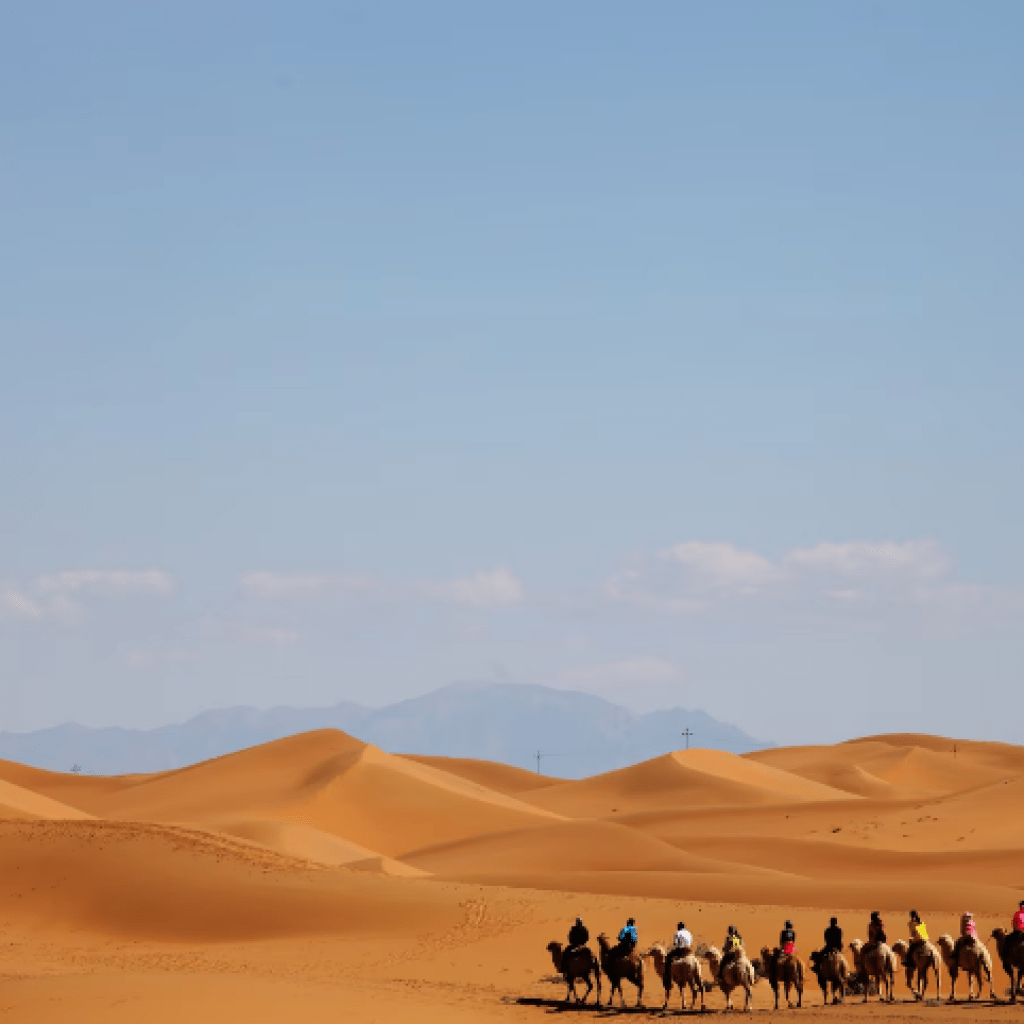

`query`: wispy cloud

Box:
[605,539,1013,624]
[240,566,524,609]
[418,567,524,607]
[0,570,174,622]
[35,570,174,597]
[785,540,949,581]
[0,587,44,620]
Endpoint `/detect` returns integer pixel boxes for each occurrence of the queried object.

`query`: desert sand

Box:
[1,730,1022,1021]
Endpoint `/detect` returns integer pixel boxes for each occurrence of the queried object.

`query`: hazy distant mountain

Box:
[0,682,770,777]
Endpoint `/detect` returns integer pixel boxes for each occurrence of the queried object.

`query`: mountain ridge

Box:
[0,682,770,777]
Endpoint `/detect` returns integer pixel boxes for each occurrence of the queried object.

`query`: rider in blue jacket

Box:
[617,918,638,956]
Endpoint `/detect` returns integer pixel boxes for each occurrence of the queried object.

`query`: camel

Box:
[809,949,849,1004]
[647,943,705,1011]
[704,945,755,1012]
[848,939,896,1003]
[892,939,942,1001]
[546,941,601,1004]
[936,934,993,1002]
[597,933,645,1007]
[991,929,1024,1002]
[760,946,804,1009]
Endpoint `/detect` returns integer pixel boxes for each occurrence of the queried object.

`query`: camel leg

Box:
[949,966,957,1003]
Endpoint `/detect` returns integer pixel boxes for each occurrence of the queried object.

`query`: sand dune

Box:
[3,728,1024,1022]
[748,735,1012,799]
[399,754,563,794]
[523,747,856,818]
[0,778,96,821]
[401,818,786,877]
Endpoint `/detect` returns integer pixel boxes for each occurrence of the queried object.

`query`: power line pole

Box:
[682,729,693,751]
[536,750,541,774]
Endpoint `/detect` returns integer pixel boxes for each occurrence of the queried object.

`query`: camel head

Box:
[596,933,612,953]
[891,940,909,963]
[703,945,723,976]
[546,941,563,971]
[991,927,1007,951]
[848,939,863,967]
[645,944,666,971]
[936,934,956,963]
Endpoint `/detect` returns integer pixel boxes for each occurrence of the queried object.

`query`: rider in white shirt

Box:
[664,921,694,989]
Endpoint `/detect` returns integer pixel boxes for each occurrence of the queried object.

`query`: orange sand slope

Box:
[1,729,1022,913]
[2,729,1024,1022]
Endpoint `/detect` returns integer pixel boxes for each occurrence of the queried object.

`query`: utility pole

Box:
[536,750,541,774]
[682,729,693,751]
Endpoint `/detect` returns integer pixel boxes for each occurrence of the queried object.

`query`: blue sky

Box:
[2,1,1021,745]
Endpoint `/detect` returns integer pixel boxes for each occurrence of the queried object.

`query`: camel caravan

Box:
[545,903,1024,1010]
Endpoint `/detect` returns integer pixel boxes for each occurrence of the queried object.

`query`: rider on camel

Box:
[907,910,929,959]
[722,925,744,968]
[867,911,887,949]
[663,920,693,990]
[779,919,796,956]
[1010,900,1024,954]
[566,916,589,955]
[616,917,638,959]
[823,917,843,955]
[953,911,977,958]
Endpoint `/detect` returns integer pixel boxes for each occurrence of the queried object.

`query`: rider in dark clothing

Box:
[823,918,843,954]
[722,925,743,967]
[779,920,796,955]
[567,917,589,952]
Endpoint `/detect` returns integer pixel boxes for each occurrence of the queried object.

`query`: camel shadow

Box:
[509,997,711,1015]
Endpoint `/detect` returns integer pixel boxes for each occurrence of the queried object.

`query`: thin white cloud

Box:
[664,541,779,589]
[241,566,524,608]
[604,538,1008,624]
[786,540,949,581]
[419,567,524,607]
[35,570,174,596]
[0,587,44,620]
[1,570,174,622]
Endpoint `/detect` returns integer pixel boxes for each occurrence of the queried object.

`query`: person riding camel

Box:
[1010,900,1024,953]
[663,920,693,990]
[823,917,843,955]
[954,911,978,958]
[615,917,638,959]
[566,916,589,955]
[779,919,796,956]
[908,910,929,958]
[722,924,743,968]
[867,911,886,949]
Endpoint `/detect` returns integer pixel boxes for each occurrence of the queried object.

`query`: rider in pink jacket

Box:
[1013,900,1024,933]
